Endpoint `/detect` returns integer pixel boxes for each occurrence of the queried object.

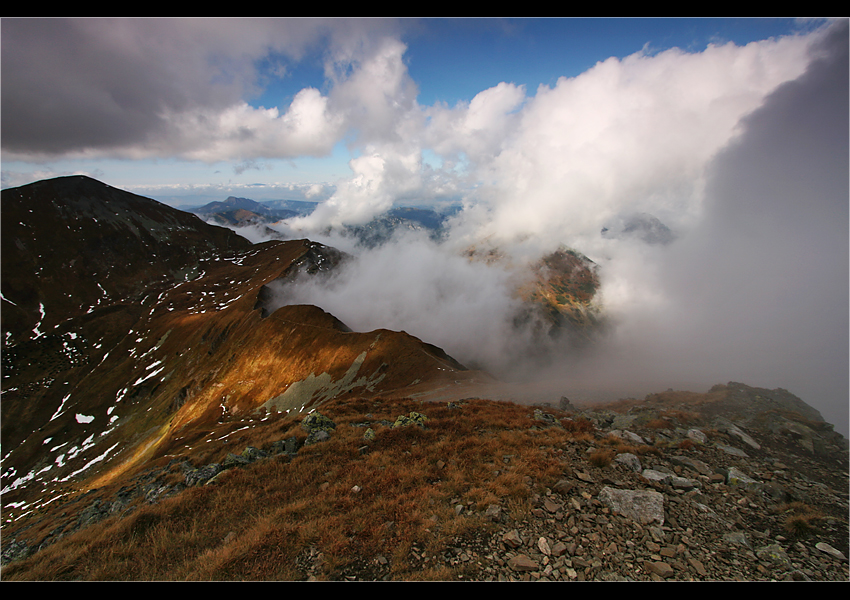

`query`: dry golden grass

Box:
[598,434,661,458]
[560,417,596,435]
[773,502,827,537]
[2,396,580,581]
[677,439,696,450]
[589,449,616,468]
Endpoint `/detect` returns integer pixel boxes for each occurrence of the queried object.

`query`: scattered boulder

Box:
[392,412,428,428]
[687,429,708,444]
[185,463,223,487]
[302,412,337,445]
[598,486,665,526]
[725,467,762,491]
[614,452,642,473]
[508,554,538,572]
[533,409,563,428]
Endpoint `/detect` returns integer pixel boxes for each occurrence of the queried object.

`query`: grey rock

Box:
[305,429,331,445]
[615,452,642,473]
[598,486,665,526]
[756,544,791,566]
[715,444,749,458]
[726,467,762,491]
[559,396,577,413]
[241,446,267,461]
[671,455,712,476]
[722,532,750,548]
[222,453,251,469]
[815,542,847,561]
[610,429,646,445]
[715,417,761,450]
[185,463,223,486]
[611,414,637,429]
[686,429,708,444]
[533,409,562,428]
[642,468,673,483]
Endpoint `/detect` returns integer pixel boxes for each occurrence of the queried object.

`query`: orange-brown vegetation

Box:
[678,439,696,450]
[773,502,827,537]
[560,417,596,434]
[589,449,616,468]
[598,434,661,458]
[1,397,582,581]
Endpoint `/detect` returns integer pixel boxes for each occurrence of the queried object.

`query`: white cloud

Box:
[156,88,345,161]
[443,33,817,255]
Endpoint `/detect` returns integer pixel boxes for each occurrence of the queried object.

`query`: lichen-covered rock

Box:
[725,466,762,491]
[241,446,268,461]
[305,429,331,445]
[687,428,708,444]
[757,544,791,566]
[301,412,336,433]
[392,412,428,428]
[223,453,251,469]
[185,463,223,487]
[533,409,562,428]
[301,412,336,445]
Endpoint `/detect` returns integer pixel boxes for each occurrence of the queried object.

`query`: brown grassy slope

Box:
[2,226,481,513]
[0,396,581,581]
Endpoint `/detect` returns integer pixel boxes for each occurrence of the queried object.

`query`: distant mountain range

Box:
[189,196,320,227]
[190,196,463,247]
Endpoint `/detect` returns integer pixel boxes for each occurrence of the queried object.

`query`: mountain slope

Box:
[1,176,477,509]
[1,385,846,581]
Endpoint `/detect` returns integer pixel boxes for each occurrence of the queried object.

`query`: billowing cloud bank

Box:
[276,22,849,433]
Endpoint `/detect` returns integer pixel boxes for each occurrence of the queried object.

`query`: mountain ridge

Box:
[1,176,478,508]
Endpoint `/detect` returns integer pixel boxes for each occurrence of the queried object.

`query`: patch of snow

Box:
[133,366,165,386]
[0,291,17,306]
[32,302,46,339]
[58,442,121,482]
[49,393,72,421]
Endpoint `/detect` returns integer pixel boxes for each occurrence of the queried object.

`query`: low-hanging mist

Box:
[230,22,849,436]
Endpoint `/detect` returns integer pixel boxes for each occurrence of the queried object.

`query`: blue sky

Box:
[0,18,824,207]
